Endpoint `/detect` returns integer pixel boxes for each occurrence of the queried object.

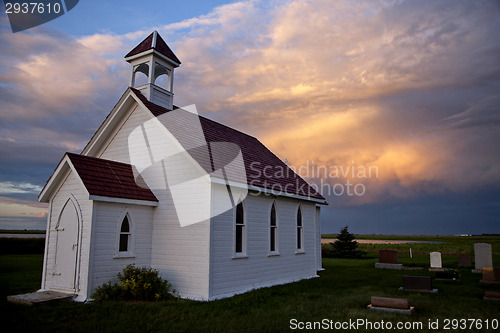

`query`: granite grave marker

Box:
[430,252,442,269]
[474,243,493,272]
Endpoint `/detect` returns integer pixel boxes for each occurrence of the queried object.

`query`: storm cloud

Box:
[0,0,499,233]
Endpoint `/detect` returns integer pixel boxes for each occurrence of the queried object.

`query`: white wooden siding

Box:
[315,206,323,270]
[151,86,173,109]
[209,183,318,299]
[98,104,141,164]
[97,102,211,299]
[146,132,211,300]
[42,170,92,300]
[90,202,154,292]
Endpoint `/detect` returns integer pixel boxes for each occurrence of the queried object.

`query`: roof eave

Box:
[210,177,327,204]
[88,195,158,206]
[81,88,148,157]
[38,154,87,203]
[125,49,181,67]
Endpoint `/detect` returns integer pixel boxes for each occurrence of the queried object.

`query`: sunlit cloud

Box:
[0,182,42,194]
[0,196,48,208]
[0,200,47,217]
[0,0,499,232]
[163,0,500,205]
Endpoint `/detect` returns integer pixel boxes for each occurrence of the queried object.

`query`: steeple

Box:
[125,31,181,110]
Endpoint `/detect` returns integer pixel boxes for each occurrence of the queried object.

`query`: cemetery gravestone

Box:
[368,296,414,315]
[481,267,500,284]
[474,243,493,273]
[375,250,403,270]
[379,250,399,264]
[401,276,437,292]
[430,252,442,270]
[484,291,500,300]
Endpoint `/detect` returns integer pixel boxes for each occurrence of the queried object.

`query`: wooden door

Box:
[53,199,79,290]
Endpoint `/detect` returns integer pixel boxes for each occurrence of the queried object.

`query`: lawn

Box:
[1,237,499,332]
[324,234,500,259]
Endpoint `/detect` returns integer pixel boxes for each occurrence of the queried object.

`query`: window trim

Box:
[233,201,247,259]
[114,211,135,258]
[296,204,305,254]
[269,201,279,256]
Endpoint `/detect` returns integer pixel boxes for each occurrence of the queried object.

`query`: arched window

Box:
[153,62,171,91]
[115,213,134,258]
[297,206,303,251]
[119,216,131,252]
[270,202,278,253]
[133,63,149,87]
[235,202,245,255]
[154,73,170,91]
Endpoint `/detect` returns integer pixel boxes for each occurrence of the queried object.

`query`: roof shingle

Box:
[125,31,181,65]
[67,153,158,202]
[130,88,325,202]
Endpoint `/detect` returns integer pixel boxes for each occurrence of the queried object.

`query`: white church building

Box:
[39,31,327,301]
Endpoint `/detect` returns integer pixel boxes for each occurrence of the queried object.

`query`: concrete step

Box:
[7,290,75,306]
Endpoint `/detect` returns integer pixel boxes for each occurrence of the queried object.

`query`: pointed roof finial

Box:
[152,30,158,48]
[125,31,181,66]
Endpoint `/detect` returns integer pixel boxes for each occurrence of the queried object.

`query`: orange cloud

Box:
[1,0,498,210]
[0,201,47,218]
[163,0,500,205]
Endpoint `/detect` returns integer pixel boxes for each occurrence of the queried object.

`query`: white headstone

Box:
[474,243,493,272]
[430,251,442,268]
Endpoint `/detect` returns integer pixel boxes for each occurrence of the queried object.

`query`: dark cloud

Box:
[0,0,499,233]
[0,216,46,230]
[324,189,500,235]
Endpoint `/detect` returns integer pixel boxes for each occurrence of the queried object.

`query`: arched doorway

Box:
[52,198,80,290]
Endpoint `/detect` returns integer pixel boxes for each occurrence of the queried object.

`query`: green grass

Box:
[323,234,500,243]
[323,235,500,261]
[0,255,43,298]
[1,237,500,332]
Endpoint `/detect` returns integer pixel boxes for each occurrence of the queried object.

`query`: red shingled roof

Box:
[130,89,325,202]
[67,153,158,202]
[125,31,181,65]
[200,118,325,200]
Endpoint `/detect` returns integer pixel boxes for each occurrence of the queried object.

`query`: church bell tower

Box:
[125,31,181,110]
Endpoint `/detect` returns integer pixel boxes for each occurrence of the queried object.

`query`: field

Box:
[324,234,500,259]
[1,236,499,332]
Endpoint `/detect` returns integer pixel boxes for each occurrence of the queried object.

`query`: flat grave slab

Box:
[484,291,500,300]
[367,296,414,315]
